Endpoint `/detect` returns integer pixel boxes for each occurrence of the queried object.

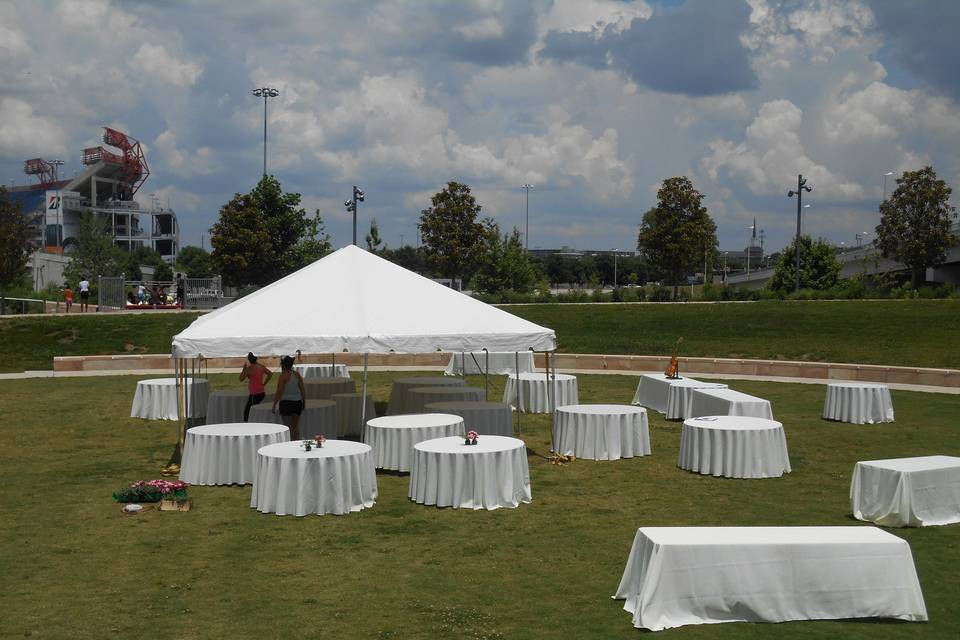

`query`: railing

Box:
[0,296,47,315]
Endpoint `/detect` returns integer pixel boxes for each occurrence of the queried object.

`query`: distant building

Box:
[10,127,179,264]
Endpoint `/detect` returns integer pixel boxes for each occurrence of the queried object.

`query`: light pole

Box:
[788,174,812,293]
[612,249,618,288]
[883,171,894,202]
[521,183,534,251]
[50,159,64,251]
[344,185,365,246]
[746,224,754,275]
[252,87,280,177]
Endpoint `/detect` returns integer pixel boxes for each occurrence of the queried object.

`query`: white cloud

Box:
[541,0,651,36]
[702,99,864,200]
[154,130,220,177]
[0,98,68,157]
[455,17,505,40]
[129,43,202,87]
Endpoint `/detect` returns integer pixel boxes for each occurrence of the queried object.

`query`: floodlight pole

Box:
[252,87,280,177]
[521,184,534,251]
[788,174,812,293]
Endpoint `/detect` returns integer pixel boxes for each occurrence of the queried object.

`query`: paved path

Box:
[2,366,957,395]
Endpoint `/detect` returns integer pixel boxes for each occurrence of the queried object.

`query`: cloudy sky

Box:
[2,0,959,254]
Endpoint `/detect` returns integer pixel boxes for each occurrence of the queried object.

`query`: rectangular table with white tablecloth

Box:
[687,387,774,419]
[613,526,927,631]
[851,455,960,527]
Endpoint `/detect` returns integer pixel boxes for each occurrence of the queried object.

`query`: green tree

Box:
[637,177,718,297]
[876,166,958,288]
[418,181,485,284]
[365,218,383,253]
[768,235,841,291]
[63,212,126,286]
[471,219,540,294]
[210,176,331,287]
[380,245,429,274]
[0,187,34,313]
[175,245,214,278]
[122,246,172,281]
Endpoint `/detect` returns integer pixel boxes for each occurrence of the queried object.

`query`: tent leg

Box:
[163,357,184,475]
[514,351,521,433]
[360,353,369,442]
[482,348,489,401]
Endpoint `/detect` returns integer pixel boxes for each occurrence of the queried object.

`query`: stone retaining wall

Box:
[52,352,959,388]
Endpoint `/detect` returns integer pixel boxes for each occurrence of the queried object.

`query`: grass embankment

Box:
[1,300,958,373]
[506,300,960,369]
[1,373,957,638]
[0,312,201,372]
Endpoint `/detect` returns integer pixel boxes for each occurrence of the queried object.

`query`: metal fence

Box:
[98,275,126,311]
[0,296,46,315]
[185,276,225,309]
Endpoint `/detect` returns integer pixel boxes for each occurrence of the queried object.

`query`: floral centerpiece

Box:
[113,479,190,503]
[314,434,327,448]
[465,430,479,446]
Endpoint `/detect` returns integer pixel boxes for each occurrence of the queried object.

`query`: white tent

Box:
[171,244,555,357]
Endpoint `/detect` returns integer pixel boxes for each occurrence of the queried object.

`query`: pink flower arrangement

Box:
[314,434,327,446]
[114,479,190,503]
[467,430,478,442]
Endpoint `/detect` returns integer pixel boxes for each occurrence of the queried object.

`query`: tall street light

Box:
[611,249,619,288]
[883,171,894,202]
[344,185,365,246]
[521,183,534,251]
[788,174,812,293]
[252,87,280,177]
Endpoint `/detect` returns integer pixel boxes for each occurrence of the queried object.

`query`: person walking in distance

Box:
[78,275,91,312]
[63,284,74,313]
[273,355,306,440]
[175,274,185,307]
[240,352,272,422]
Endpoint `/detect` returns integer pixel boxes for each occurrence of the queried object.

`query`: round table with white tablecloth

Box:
[205,388,251,425]
[553,404,651,460]
[388,376,465,415]
[130,377,209,420]
[665,381,728,420]
[364,413,464,472]
[424,401,514,437]
[332,392,376,438]
[409,435,531,510]
[679,416,791,479]
[248,399,338,440]
[302,377,355,400]
[823,382,895,424]
[502,373,579,413]
[179,422,289,485]
[406,386,486,414]
[294,363,349,379]
[251,440,377,516]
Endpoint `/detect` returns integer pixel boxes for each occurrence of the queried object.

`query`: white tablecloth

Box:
[407,386,486,414]
[409,435,531,510]
[425,401,514,437]
[294,363,349,379]
[205,389,251,425]
[824,382,895,424]
[332,392,376,438]
[130,377,209,420]
[688,387,774,419]
[364,413,464,472]
[613,526,927,631]
[502,373,579,413]
[631,373,680,413]
[679,416,791,478]
[851,455,960,527]
[248,399,338,439]
[552,404,650,460]
[179,422,288,485]
[666,381,728,420]
[251,440,377,516]
[444,351,535,375]
[303,377,356,400]
[388,376,465,415]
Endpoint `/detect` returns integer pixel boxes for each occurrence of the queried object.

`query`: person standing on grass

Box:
[240,352,272,421]
[175,274,185,307]
[63,284,74,313]
[273,355,306,440]
[78,276,90,312]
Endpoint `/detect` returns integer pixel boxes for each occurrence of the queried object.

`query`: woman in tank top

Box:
[240,352,273,421]
[273,355,306,439]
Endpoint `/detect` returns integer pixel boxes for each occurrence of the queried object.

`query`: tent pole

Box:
[547,350,555,444]
[164,357,184,475]
[514,351,521,433]
[482,347,489,400]
[360,353,369,442]
[461,351,466,381]
[332,352,335,367]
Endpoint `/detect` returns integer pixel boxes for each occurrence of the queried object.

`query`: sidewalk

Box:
[2,365,957,395]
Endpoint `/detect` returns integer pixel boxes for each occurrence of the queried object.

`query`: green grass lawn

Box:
[3,300,959,373]
[1,372,957,638]
[504,300,960,369]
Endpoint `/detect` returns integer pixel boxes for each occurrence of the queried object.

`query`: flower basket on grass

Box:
[113,480,191,511]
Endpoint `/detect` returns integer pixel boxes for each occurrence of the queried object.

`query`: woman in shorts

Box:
[273,355,306,440]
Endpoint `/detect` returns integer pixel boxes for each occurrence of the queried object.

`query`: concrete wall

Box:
[53,351,959,388]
